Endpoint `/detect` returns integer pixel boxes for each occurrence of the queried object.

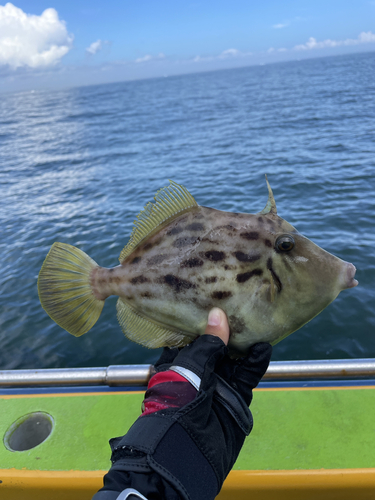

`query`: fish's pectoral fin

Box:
[119,181,198,263]
[116,298,194,349]
[259,174,277,215]
[38,242,105,336]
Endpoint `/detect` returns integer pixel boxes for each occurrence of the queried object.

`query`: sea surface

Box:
[1,52,374,370]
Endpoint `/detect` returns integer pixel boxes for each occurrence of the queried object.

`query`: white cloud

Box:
[0,3,73,69]
[273,23,288,29]
[135,53,165,63]
[193,48,252,63]
[86,40,103,55]
[294,31,375,50]
[268,47,287,54]
[219,48,252,59]
[219,48,240,58]
[135,54,152,63]
[357,31,375,43]
[193,55,213,63]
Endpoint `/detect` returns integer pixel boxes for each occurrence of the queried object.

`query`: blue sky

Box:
[1,0,375,92]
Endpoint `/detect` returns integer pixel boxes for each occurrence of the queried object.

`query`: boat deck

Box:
[1,379,375,499]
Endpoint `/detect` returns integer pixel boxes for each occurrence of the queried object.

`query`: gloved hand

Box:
[95,308,272,500]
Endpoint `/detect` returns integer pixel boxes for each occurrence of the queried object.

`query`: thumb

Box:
[205,308,230,346]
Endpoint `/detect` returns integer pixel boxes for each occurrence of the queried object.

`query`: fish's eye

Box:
[275,235,295,252]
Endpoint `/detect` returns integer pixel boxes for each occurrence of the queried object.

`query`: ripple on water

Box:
[0,52,374,368]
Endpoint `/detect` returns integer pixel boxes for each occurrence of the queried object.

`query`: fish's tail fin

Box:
[38,242,105,337]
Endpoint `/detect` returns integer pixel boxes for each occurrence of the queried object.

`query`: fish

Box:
[38,177,358,356]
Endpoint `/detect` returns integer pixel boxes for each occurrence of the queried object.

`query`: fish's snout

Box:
[341,262,358,289]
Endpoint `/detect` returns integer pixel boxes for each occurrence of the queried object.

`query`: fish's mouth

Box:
[345,263,358,289]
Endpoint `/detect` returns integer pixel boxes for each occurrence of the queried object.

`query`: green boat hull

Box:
[1,382,375,499]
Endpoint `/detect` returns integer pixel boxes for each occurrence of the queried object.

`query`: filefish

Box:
[38,178,358,355]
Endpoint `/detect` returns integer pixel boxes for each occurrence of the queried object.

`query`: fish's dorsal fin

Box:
[119,180,198,263]
[116,298,195,348]
[259,174,277,215]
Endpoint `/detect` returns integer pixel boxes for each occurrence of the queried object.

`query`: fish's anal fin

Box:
[119,180,198,263]
[116,298,193,348]
[38,242,105,337]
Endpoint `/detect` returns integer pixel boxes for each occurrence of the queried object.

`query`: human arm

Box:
[93,308,272,500]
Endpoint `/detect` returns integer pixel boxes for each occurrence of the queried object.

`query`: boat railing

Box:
[1,358,375,387]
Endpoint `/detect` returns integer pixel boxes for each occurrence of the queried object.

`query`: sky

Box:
[0,0,375,93]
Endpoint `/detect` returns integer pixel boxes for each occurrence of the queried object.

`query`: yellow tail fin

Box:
[38,242,104,337]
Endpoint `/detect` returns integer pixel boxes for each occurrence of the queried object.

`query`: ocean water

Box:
[1,51,374,370]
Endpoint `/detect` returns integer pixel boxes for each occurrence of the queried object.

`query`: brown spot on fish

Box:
[212,291,232,300]
[229,315,246,335]
[130,275,149,285]
[240,231,259,240]
[143,242,153,251]
[194,213,204,219]
[205,276,217,284]
[109,276,121,284]
[148,254,167,266]
[267,257,273,269]
[181,257,204,268]
[131,256,142,264]
[141,291,153,299]
[173,236,200,248]
[202,237,219,245]
[258,216,264,224]
[264,239,272,248]
[186,222,205,231]
[216,224,237,231]
[224,264,234,271]
[234,251,261,263]
[236,269,263,283]
[167,226,183,236]
[204,250,226,261]
[163,274,196,293]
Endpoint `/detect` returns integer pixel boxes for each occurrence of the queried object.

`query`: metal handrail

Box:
[1,359,375,387]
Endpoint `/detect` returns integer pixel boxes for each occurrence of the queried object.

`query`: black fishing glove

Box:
[94,336,272,500]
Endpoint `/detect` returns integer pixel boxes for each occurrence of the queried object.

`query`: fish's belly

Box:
[126,294,209,339]
[121,284,280,354]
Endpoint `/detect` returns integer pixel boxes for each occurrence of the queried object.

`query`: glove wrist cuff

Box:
[110,416,218,500]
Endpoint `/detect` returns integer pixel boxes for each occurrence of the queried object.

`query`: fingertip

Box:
[250,342,273,359]
[204,308,230,345]
[246,342,273,376]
